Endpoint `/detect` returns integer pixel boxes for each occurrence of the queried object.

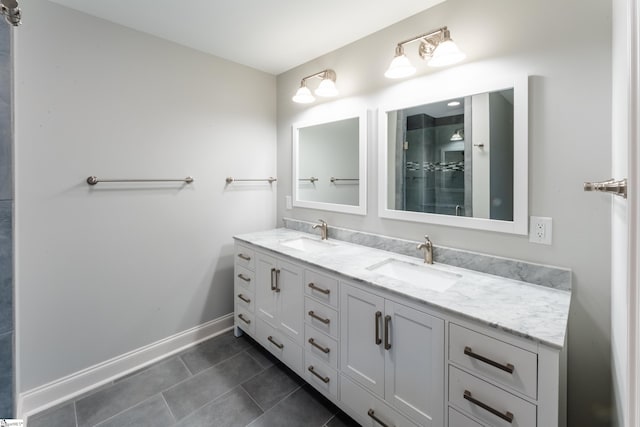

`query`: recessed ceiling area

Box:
[48,0,445,75]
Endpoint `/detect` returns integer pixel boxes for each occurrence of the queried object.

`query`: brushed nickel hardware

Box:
[308,310,330,324]
[237,273,251,282]
[308,282,330,295]
[367,409,393,427]
[267,336,284,349]
[384,315,392,350]
[375,311,382,345]
[473,143,485,148]
[312,219,328,240]
[463,390,514,423]
[584,178,627,198]
[270,268,277,291]
[307,366,330,383]
[1,0,21,26]
[330,177,359,183]
[417,235,434,264]
[225,177,277,184]
[308,338,330,354]
[238,314,251,324]
[464,346,515,374]
[274,269,281,292]
[299,177,319,183]
[237,254,251,261]
[237,294,251,304]
[87,176,194,186]
[455,205,462,216]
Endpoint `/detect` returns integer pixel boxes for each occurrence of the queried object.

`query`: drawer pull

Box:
[464,346,515,374]
[307,365,330,383]
[308,338,331,354]
[237,253,251,261]
[375,311,382,345]
[384,315,392,350]
[267,335,284,349]
[308,282,330,295]
[238,313,251,325]
[237,294,251,304]
[270,268,281,292]
[237,273,251,282]
[367,409,393,427]
[308,310,330,324]
[463,390,514,423]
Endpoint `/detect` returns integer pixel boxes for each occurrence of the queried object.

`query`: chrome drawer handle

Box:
[463,390,514,423]
[308,282,330,295]
[308,310,330,324]
[367,409,393,427]
[238,314,251,325]
[237,294,251,304]
[237,273,251,282]
[464,346,515,374]
[308,338,330,354]
[307,366,330,383]
[237,253,251,261]
[267,335,284,349]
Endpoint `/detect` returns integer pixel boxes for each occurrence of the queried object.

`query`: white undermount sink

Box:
[280,237,334,252]
[367,258,461,292]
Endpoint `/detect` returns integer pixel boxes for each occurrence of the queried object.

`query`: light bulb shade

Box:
[450,129,464,141]
[315,78,338,97]
[428,39,466,67]
[292,85,315,103]
[384,54,416,79]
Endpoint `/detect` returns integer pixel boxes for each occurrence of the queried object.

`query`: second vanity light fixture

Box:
[292,69,338,104]
[385,26,465,79]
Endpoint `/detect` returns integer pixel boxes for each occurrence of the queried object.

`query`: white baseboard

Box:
[17,313,234,420]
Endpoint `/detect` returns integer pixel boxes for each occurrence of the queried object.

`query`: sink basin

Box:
[280,237,334,252]
[367,258,461,292]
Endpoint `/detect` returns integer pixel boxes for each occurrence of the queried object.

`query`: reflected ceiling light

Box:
[450,129,464,141]
[385,26,465,79]
[447,101,461,107]
[292,69,338,103]
[1,0,21,26]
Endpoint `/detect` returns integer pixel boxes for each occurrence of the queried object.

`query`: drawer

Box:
[449,366,536,427]
[305,351,338,399]
[256,317,302,375]
[304,324,338,369]
[234,266,255,294]
[235,305,255,336]
[235,244,255,271]
[449,407,483,427]
[304,297,339,338]
[449,323,537,399]
[235,288,254,312]
[304,270,339,308]
[340,375,420,427]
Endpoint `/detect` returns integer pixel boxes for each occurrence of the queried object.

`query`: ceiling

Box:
[48,0,445,75]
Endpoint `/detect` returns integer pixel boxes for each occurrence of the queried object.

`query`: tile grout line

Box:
[89,393,163,427]
[73,401,79,427]
[239,383,267,413]
[176,355,193,376]
[323,413,337,427]
[159,392,178,425]
[245,385,303,427]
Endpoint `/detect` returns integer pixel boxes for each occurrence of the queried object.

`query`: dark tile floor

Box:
[28,331,360,427]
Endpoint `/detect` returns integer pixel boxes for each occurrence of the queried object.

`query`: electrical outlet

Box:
[285,195,292,210]
[529,216,552,245]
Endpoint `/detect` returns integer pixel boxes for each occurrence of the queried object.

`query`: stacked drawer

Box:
[303,269,340,400]
[234,244,256,335]
[448,323,538,427]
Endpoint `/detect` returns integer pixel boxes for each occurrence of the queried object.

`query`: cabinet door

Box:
[255,252,277,324]
[276,259,304,345]
[384,301,444,427]
[340,284,385,397]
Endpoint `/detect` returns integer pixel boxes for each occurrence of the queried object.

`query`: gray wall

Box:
[276,0,612,425]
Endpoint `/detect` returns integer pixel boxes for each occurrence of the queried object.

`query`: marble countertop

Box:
[234,228,571,349]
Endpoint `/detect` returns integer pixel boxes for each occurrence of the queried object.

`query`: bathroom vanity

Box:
[233,227,570,427]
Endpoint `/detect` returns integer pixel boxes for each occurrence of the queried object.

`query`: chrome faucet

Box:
[312,219,328,240]
[417,235,433,264]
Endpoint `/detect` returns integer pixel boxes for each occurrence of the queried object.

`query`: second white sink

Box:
[280,237,334,252]
[368,258,461,292]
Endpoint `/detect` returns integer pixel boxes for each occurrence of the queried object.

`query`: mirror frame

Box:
[378,74,528,234]
[292,108,367,215]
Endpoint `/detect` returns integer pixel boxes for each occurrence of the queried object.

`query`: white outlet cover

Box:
[285,195,292,210]
[529,216,552,245]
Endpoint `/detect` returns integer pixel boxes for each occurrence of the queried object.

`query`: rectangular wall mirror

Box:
[378,75,528,234]
[293,109,367,215]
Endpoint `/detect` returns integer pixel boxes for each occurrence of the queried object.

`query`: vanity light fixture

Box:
[385,26,465,79]
[447,101,461,107]
[292,69,338,104]
[450,129,464,141]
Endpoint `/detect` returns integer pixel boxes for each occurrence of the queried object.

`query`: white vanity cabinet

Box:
[234,244,256,335]
[340,282,445,427]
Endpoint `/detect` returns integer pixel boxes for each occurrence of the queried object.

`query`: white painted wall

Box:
[14,1,276,393]
[276,0,613,425]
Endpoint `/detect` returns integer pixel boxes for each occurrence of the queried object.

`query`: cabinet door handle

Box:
[307,366,330,383]
[237,253,251,261]
[237,273,251,282]
[274,269,281,292]
[367,409,393,427]
[308,282,330,295]
[384,315,392,350]
[237,294,251,304]
[308,310,330,324]
[463,390,514,423]
[270,268,277,291]
[375,311,382,345]
[308,338,330,354]
[238,313,251,325]
[267,335,284,349]
[464,346,515,374]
